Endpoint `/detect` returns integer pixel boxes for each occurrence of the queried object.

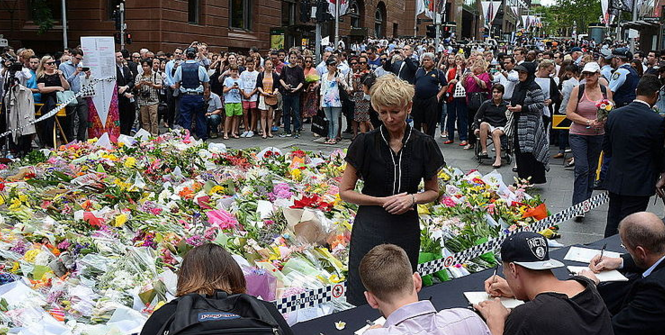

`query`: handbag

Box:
[56,90,78,107]
[453,80,466,98]
[311,109,329,137]
[336,72,350,102]
[468,92,487,111]
[264,92,278,106]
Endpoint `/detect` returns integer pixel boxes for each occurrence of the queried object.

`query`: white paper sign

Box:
[80,36,116,128]
[563,247,621,264]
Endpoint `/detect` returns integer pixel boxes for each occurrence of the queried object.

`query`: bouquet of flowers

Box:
[595,98,614,123]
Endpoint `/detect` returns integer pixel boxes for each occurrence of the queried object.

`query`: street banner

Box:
[327,0,349,18]
[481,1,501,28]
[80,37,120,141]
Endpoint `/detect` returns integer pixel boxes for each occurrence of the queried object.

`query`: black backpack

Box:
[158,291,283,335]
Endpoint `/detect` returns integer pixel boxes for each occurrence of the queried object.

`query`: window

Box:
[349,2,360,28]
[27,0,62,22]
[188,0,200,24]
[374,9,383,37]
[230,0,253,30]
[282,1,295,26]
[107,0,122,19]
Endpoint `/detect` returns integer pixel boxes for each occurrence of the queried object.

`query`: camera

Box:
[141,90,151,99]
[1,53,22,73]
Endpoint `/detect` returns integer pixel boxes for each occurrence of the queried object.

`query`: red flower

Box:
[83,211,104,227]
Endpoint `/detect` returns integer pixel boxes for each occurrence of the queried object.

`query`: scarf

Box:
[511,62,539,107]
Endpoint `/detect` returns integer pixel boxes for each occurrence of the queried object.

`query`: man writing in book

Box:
[583,211,665,335]
[475,232,613,335]
[359,244,490,334]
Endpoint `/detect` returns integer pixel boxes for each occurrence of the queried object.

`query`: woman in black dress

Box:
[340,74,445,306]
[36,55,70,148]
[509,62,549,184]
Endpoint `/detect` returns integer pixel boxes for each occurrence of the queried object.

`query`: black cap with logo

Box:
[500,232,564,270]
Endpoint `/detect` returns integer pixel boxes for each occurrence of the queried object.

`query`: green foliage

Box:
[22,149,47,165]
[540,0,602,36]
[30,0,55,34]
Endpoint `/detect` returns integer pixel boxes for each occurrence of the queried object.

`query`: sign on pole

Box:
[80,37,120,141]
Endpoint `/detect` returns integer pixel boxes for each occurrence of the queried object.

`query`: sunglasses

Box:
[359,61,367,64]
[46,61,56,65]
[305,60,312,63]
[350,62,358,65]
[582,72,597,76]
[75,57,83,60]
[381,58,387,61]
[328,63,337,66]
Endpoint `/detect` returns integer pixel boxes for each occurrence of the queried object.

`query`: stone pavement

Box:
[202,126,662,247]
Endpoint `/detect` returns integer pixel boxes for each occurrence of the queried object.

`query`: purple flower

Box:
[268,183,293,202]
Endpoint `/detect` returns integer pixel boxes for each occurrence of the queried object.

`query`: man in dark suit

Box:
[602,75,665,237]
[582,212,665,335]
[115,51,135,135]
[384,45,419,85]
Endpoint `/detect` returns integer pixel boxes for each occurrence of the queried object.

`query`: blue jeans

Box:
[446,98,468,141]
[179,94,207,140]
[207,114,222,134]
[282,94,301,134]
[324,107,342,140]
[440,102,448,132]
[569,134,604,205]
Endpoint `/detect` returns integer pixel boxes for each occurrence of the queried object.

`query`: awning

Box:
[621,20,661,30]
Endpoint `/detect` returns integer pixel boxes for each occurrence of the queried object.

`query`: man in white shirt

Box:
[496,56,518,102]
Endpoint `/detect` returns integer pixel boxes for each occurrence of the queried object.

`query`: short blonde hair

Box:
[369,73,414,110]
[538,59,554,70]
[359,244,414,302]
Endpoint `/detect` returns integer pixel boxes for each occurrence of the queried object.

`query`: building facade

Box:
[0,0,486,54]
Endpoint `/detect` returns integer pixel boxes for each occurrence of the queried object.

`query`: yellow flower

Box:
[10,262,19,273]
[291,169,302,182]
[605,105,612,111]
[417,204,430,215]
[0,196,4,206]
[23,249,41,263]
[8,198,22,211]
[114,213,128,227]
[124,157,137,168]
[209,185,226,195]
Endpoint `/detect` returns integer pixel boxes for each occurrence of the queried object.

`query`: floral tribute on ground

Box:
[0,130,549,333]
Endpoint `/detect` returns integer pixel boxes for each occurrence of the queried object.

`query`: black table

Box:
[292,235,623,334]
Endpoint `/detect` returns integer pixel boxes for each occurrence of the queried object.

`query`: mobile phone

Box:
[81,67,90,71]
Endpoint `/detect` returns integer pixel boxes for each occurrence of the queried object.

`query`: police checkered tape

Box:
[0,77,112,140]
[272,192,610,312]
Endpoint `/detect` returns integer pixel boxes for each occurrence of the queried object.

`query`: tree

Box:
[541,0,601,36]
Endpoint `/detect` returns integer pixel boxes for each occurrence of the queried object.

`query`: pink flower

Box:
[442,197,456,208]
[206,209,239,230]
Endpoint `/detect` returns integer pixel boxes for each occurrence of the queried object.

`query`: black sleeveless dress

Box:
[344,124,445,306]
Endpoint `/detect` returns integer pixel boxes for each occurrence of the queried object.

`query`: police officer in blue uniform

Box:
[608,48,639,108]
[173,47,210,140]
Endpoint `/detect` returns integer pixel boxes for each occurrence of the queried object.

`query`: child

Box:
[240,56,260,137]
[222,65,243,139]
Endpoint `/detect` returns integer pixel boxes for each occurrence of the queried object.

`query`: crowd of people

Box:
[3,36,665,335]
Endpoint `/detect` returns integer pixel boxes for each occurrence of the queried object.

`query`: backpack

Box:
[576,83,607,104]
[158,291,283,335]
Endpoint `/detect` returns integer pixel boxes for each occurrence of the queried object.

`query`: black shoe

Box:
[343,128,353,134]
[593,180,606,190]
[512,167,518,172]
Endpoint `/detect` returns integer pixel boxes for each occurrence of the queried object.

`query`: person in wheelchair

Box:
[473,84,508,168]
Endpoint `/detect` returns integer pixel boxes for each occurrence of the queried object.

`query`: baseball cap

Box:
[500,232,564,271]
[185,47,197,58]
[612,47,631,59]
[600,48,612,60]
[570,47,582,53]
[582,62,601,73]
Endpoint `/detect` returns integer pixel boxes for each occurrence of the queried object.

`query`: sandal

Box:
[492,162,502,168]
[223,135,229,140]
[480,151,489,157]
[444,140,454,144]
[232,134,240,139]
[268,134,274,138]
[459,141,468,146]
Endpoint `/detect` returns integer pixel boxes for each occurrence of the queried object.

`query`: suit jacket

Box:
[116,65,134,104]
[613,253,665,334]
[385,57,419,85]
[603,100,665,196]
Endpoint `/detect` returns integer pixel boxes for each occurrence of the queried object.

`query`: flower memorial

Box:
[0,130,548,333]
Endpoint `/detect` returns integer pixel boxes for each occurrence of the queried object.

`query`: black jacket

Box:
[116,64,135,104]
[613,253,665,334]
[385,56,419,85]
[603,100,665,196]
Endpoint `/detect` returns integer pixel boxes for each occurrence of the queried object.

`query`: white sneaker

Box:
[240,131,249,138]
[246,131,254,137]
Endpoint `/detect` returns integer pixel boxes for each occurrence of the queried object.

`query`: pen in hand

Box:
[488,265,499,298]
[596,243,607,267]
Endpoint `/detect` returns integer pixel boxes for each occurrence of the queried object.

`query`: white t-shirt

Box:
[535,77,552,117]
[240,70,259,102]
